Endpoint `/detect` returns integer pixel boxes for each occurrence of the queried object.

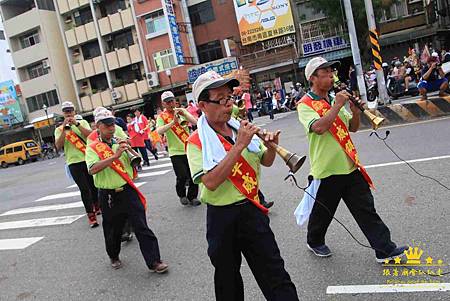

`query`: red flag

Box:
[420,45,430,64]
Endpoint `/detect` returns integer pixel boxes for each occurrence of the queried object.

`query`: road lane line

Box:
[66,184,77,189]
[1,202,83,216]
[138,170,171,178]
[326,283,450,294]
[365,155,450,169]
[141,163,173,170]
[0,237,44,250]
[35,191,80,202]
[0,215,84,231]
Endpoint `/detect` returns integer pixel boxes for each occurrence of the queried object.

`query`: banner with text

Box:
[0,80,24,129]
[233,0,295,46]
[187,57,238,84]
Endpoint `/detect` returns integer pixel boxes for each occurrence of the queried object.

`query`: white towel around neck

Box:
[197,115,261,171]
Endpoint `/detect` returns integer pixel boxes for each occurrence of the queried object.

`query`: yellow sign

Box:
[233,0,295,46]
[381,241,447,284]
[34,118,54,129]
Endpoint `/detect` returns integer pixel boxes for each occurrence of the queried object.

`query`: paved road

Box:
[0,112,449,301]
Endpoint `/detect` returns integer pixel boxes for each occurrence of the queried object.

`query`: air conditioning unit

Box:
[147,72,159,88]
[42,59,50,69]
[74,11,80,17]
[111,89,122,100]
[131,64,139,70]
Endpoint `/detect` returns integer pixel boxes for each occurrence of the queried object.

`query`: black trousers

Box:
[99,185,161,267]
[170,155,198,200]
[207,201,298,301]
[144,139,158,159]
[265,99,274,120]
[68,162,98,213]
[133,147,149,165]
[307,169,397,258]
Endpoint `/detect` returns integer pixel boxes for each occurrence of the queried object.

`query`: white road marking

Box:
[141,163,172,170]
[0,215,84,231]
[138,170,171,178]
[1,202,84,216]
[326,283,450,294]
[66,184,77,189]
[149,157,171,163]
[0,237,44,250]
[365,155,450,169]
[35,191,80,202]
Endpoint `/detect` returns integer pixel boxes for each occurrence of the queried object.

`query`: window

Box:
[13,146,23,152]
[144,10,167,38]
[0,149,4,156]
[6,148,12,154]
[380,0,408,22]
[26,90,59,113]
[20,31,40,49]
[81,42,101,59]
[26,62,49,80]
[153,49,176,71]
[197,40,223,64]
[36,0,55,11]
[106,30,134,52]
[98,0,127,17]
[188,0,215,26]
[74,7,93,26]
[25,142,37,148]
[0,30,5,40]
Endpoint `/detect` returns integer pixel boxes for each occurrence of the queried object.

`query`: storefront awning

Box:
[379,26,439,46]
[298,48,352,68]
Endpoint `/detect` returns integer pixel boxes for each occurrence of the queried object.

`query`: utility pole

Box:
[342,0,368,104]
[364,0,390,108]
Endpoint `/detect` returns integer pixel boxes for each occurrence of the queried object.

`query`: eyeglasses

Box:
[62,109,74,113]
[204,95,234,105]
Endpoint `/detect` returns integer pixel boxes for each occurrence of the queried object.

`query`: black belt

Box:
[207,199,249,209]
[99,183,130,194]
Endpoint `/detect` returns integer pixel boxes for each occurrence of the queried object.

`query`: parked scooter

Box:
[386,75,419,99]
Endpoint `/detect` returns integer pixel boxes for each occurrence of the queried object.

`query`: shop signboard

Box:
[302,35,349,57]
[161,0,185,64]
[187,57,239,84]
[233,0,296,46]
[0,80,24,129]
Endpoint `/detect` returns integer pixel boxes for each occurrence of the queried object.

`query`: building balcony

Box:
[80,89,113,112]
[11,43,47,69]
[20,73,54,100]
[72,56,105,80]
[379,13,427,35]
[65,21,97,47]
[98,7,134,36]
[3,8,41,38]
[105,45,142,71]
[111,80,149,103]
[57,0,90,14]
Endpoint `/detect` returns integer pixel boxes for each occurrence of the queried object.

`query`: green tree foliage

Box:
[306,0,390,65]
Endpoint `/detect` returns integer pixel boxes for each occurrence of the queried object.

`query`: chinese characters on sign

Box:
[161,0,184,65]
[233,0,296,46]
[187,57,238,84]
[302,36,349,57]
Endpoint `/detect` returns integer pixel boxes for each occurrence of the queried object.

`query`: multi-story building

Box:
[295,0,352,83]
[0,0,76,124]
[53,0,152,115]
[133,0,198,113]
[378,0,450,61]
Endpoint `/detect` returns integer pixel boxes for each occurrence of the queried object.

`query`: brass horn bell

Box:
[363,110,385,130]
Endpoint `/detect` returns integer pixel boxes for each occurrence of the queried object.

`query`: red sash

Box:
[62,127,86,154]
[160,110,190,144]
[87,130,98,142]
[301,95,374,189]
[188,131,269,214]
[90,140,147,209]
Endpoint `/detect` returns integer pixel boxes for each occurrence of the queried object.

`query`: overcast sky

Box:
[0,21,18,84]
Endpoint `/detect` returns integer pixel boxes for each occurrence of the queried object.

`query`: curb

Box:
[360,96,450,128]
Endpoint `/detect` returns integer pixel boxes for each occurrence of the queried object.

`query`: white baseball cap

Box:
[161,91,175,102]
[305,57,340,81]
[61,101,75,111]
[94,106,115,125]
[431,52,439,58]
[192,71,239,103]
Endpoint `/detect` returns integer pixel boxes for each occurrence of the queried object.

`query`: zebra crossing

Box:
[0,153,173,251]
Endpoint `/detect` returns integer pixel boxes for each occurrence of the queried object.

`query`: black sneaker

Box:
[179,197,189,206]
[307,244,332,257]
[189,198,201,206]
[110,258,122,269]
[376,246,408,263]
